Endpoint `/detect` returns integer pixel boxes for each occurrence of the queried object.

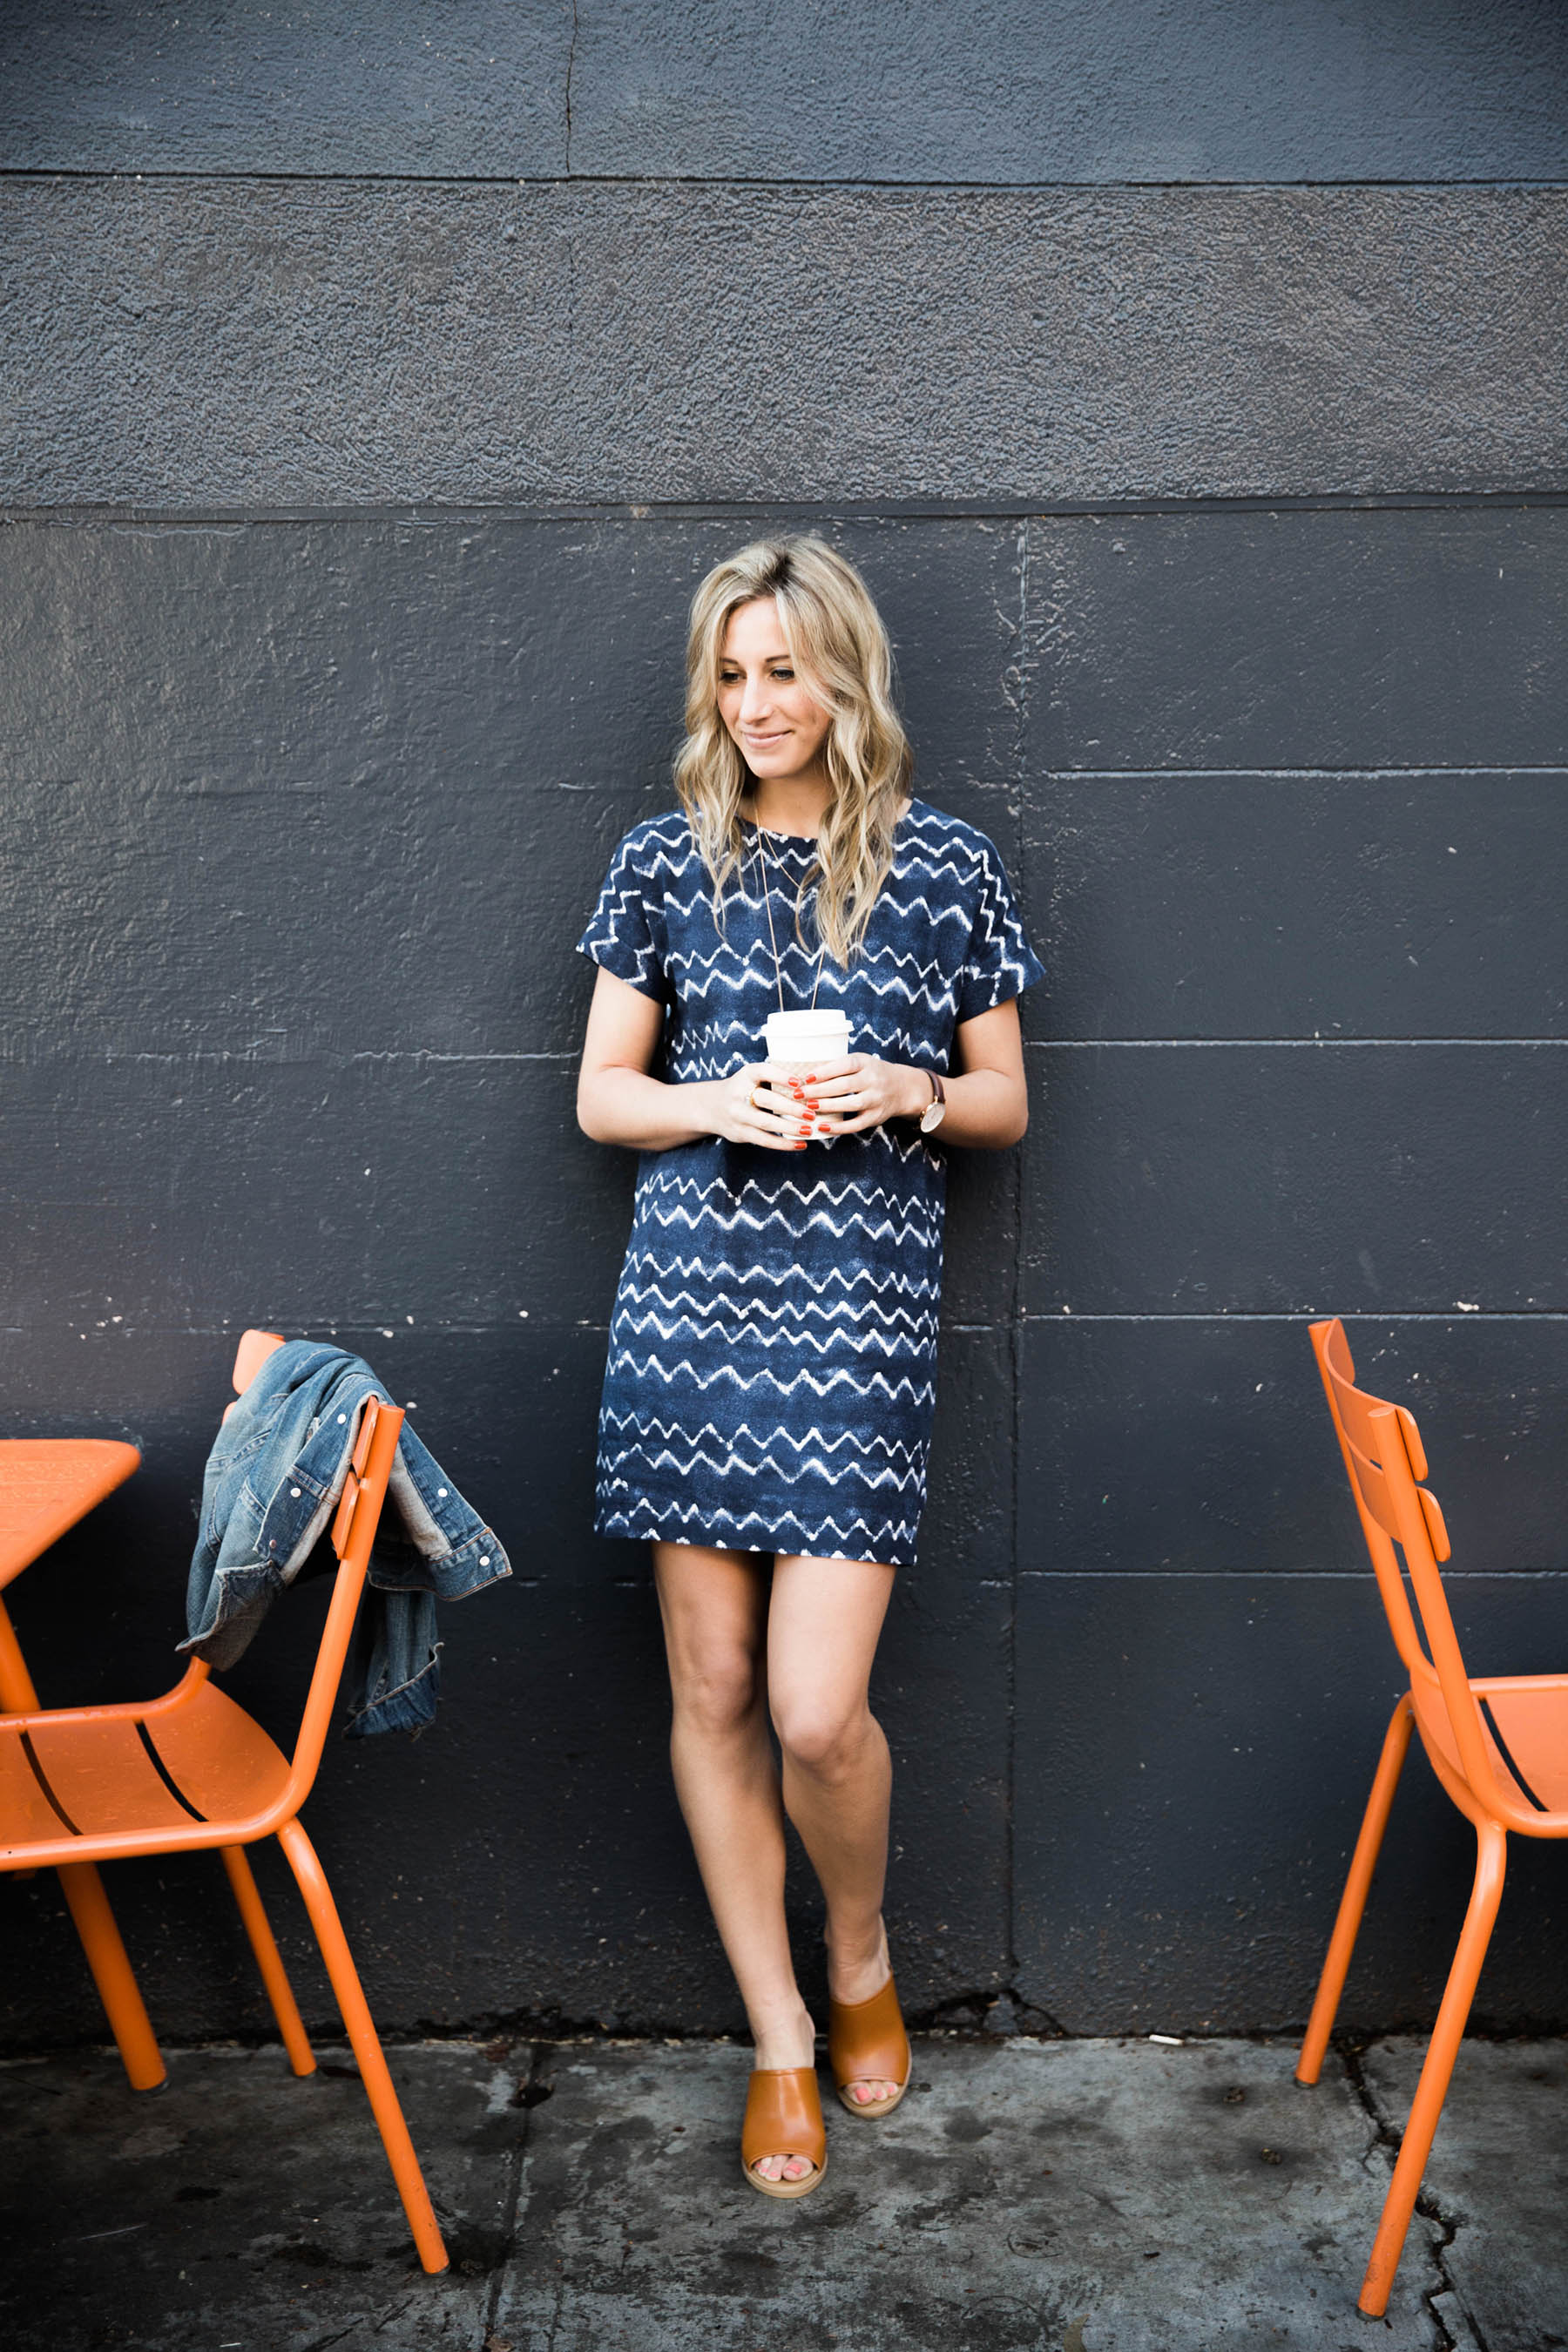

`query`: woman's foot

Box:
[826,1916,902,2106]
[747,2001,821,2186]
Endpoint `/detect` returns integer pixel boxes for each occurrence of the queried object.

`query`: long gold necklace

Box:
[752,822,828,1016]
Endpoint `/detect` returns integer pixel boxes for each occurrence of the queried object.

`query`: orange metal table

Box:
[0,1438,166,2087]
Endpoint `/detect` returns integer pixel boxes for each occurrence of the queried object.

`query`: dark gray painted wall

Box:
[7,1,1568,180]
[2,10,1566,2053]
[6,183,1567,504]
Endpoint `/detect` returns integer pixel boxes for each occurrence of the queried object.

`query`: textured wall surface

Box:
[5,182,1568,505]
[2,6,1566,2051]
[7,0,1568,180]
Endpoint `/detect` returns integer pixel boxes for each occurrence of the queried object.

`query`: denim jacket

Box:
[180,1341,510,1736]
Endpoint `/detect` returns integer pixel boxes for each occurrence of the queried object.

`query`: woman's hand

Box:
[578,969,831,1153]
[710,1064,831,1152]
[773,1054,931,1137]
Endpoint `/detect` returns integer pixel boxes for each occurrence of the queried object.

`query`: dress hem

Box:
[594,1499,916,1571]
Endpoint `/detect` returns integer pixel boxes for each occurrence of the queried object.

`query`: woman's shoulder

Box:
[603,806,699,880]
[899,795,1010,884]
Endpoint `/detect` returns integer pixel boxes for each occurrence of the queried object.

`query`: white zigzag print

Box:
[616,1296,938,1347]
[621,1250,938,1300]
[578,796,1044,1567]
[600,1409,927,1464]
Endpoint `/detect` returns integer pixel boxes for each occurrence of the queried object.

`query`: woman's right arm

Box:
[576,965,811,1152]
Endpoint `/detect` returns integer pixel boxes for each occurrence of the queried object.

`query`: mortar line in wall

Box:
[1024,1037,1568,1048]
[347,1049,578,1062]
[12,1041,1565,1064]
[13,1312,1565,1338]
[0,1321,615,1340]
[1002,513,1030,1993]
[1046,765,1568,781]
[6,491,1568,526]
[1015,1568,1568,1579]
[0,1053,583,1072]
[10,1039,1564,1067]
[563,0,578,175]
[3,167,1566,193]
[1019,1310,1568,1322]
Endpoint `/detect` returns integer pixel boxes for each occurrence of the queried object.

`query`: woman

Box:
[576,536,1043,2198]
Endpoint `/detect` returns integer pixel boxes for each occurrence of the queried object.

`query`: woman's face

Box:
[716,598,833,785]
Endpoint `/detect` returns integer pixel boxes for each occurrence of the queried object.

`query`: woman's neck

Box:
[743,776,830,838]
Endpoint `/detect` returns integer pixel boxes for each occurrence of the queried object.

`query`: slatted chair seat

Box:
[3,1677,294,1842]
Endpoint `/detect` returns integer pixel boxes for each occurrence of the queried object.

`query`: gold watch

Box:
[918,1071,948,1133]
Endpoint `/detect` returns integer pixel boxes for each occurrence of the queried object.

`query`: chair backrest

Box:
[231,1327,286,1399]
[226,1330,405,1805]
[1308,1318,1497,1808]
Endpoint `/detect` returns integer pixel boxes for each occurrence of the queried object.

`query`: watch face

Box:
[920,1102,946,1132]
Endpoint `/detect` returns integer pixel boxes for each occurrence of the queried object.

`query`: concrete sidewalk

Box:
[1,2033,1561,2351]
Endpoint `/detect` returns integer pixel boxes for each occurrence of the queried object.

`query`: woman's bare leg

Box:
[651,1540,817,2183]
[768,1554,902,2104]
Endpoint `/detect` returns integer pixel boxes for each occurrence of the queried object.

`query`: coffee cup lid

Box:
[766,1009,849,1040]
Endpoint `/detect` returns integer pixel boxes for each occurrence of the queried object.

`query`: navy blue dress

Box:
[576,797,1044,1566]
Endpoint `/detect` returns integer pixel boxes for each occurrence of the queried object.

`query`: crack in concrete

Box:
[922,1984,1068,2038]
[483,2038,544,2347]
[1342,2041,1488,2352]
[298,2319,372,2352]
[542,2264,566,2352]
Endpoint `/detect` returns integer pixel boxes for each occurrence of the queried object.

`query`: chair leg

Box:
[1357,1816,1507,2320]
[220,1846,315,2078]
[55,1861,166,2092]
[1296,1693,1414,2087]
[274,1816,449,2275]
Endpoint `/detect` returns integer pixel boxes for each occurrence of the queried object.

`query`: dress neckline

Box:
[740,797,918,846]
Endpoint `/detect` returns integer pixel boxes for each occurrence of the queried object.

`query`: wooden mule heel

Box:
[740,2066,828,2200]
[828,1973,912,2119]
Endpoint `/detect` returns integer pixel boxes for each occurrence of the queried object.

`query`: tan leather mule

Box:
[740,2065,828,2199]
[828,1974,912,2118]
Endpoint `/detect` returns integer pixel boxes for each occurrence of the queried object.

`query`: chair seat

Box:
[1411,1673,1568,1821]
[0,1682,291,1857]
[1474,1676,1568,1813]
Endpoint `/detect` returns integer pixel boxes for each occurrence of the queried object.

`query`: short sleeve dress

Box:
[576,797,1044,1566]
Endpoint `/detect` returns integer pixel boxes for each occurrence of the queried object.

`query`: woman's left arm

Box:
[780,997,1029,1150]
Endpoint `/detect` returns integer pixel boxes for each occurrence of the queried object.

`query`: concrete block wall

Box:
[2,3,1566,2047]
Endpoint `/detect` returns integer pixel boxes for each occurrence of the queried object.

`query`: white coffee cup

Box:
[764,1008,852,1073]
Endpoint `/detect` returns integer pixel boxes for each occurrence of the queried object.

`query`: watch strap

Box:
[916,1069,947,1131]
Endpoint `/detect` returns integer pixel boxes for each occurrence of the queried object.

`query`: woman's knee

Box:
[772,1693,873,1779]
[671,1646,761,1739]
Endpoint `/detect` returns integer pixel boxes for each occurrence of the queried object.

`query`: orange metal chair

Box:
[1296,1317,1568,2316]
[0,1332,449,2274]
[0,1435,166,2092]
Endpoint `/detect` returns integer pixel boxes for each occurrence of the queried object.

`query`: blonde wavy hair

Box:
[673,536,912,967]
